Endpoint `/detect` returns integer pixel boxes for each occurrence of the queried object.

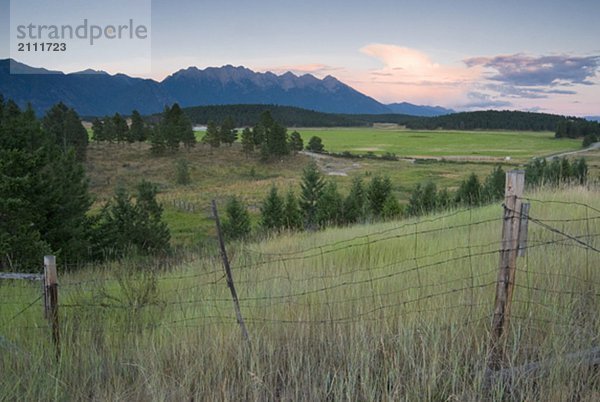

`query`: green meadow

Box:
[297,127,581,160]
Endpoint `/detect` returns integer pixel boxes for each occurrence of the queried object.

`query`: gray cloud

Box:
[483,84,578,99]
[465,54,600,87]
[461,91,512,110]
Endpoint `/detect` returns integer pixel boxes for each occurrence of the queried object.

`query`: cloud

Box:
[465,54,600,87]
[462,91,512,110]
[349,44,482,105]
[483,84,578,99]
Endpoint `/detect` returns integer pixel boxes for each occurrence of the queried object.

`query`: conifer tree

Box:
[283,189,303,230]
[241,127,254,155]
[91,117,105,142]
[367,175,392,218]
[222,196,251,240]
[260,185,285,231]
[299,162,325,228]
[220,116,237,146]
[130,110,147,142]
[316,181,343,226]
[112,113,129,143]
[42,102,89,161]
[202,120,221,148]
[343,177,367,224]
[288,131,304,153]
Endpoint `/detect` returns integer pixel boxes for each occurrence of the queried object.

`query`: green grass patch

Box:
[297,127,581,160]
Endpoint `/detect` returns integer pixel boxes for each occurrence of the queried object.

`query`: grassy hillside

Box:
[1,186,598,400]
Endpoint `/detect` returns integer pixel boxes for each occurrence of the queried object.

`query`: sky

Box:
[1,0,600,115]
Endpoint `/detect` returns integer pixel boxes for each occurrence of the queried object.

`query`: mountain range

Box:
[0,59,453,117]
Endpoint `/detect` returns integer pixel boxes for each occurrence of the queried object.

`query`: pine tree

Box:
[283,189,303,230]
[299,162,325,228]
[222,196,251,240]
[288,131,304,153]
[220,116,237,146]
[421,181,437,213]
[130,110,147,142]
[112,113,129,143]
[1,99,92,269]
[316,181,343,227]
[202,121,221,148]
[102,116,117,143]
[177,108,196,149]
[343,177,367,224]
[367,175,392,218]
[92,181,170,258]
[559,157,572,181]
[42,102,89,161]
[149,125,167,155]
[455,173,482,205]
[161,105,180,151]
[260,185,285,231]
[241,127,254,155]
[91,117,105,142]
[268,122,289,157]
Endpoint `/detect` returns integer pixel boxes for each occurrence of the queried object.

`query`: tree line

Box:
[182,105,575,131]
[92,103,197,154]
[405,110,570,131]
[0,96,171,272]
[202,111,325,160]
[221,157,590,242]
[554,119,600,148]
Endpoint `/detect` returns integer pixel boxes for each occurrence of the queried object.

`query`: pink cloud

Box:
[349,44,483,105]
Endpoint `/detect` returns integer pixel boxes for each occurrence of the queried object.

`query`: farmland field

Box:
[298,127,581,160]
[1,186,599,400]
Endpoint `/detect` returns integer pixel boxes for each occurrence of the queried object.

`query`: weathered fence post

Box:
[489,170,525,370]
[211,200,250,343]
[44,255,60,360]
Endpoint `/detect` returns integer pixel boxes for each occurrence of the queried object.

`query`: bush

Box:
[306,136,325,152]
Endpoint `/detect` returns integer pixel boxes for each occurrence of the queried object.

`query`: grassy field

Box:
[84,129,597,246]
[297,127,581,160]
[84,142,510,245]
[1,186,599,400]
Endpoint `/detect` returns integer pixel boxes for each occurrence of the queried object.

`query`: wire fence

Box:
[1,190,599,365]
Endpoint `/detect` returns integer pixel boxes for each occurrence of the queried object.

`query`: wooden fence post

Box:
[211,200,250,343]
[44,255,60,360]
[489,170,525,370]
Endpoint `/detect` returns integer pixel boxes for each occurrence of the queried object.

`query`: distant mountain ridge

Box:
[386,102,454,116]
[0,58,451,117]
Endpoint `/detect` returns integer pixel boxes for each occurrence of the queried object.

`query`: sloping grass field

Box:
[1,186,599,400]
